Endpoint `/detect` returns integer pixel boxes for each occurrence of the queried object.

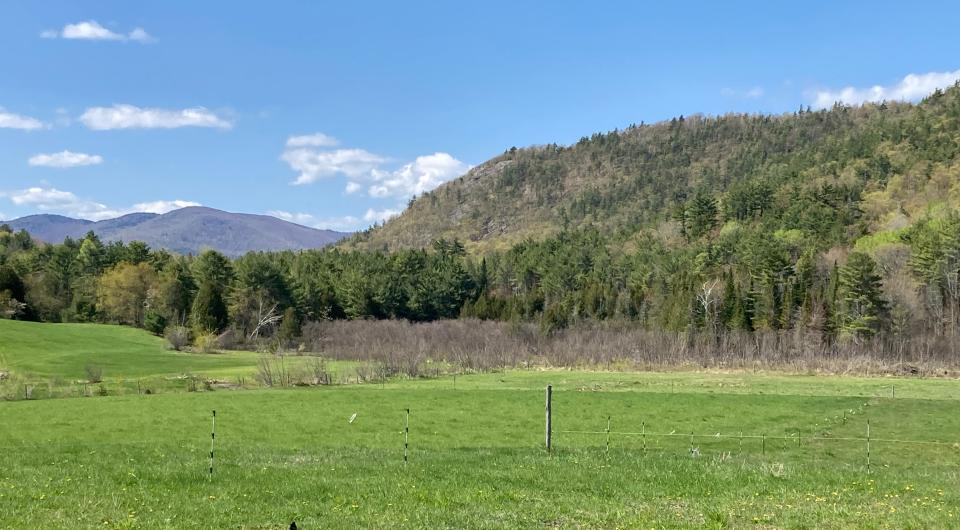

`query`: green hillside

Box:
[0,319,256,379]
[349,86,960,252]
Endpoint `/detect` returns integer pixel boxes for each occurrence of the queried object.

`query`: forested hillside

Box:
[5,87,960,365]
[350,85,960,252]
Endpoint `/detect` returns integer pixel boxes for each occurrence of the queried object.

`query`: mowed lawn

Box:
[2,375,960,529]
[0,319,258,379]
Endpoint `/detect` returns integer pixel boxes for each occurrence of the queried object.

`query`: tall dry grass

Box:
[297,319,960,377]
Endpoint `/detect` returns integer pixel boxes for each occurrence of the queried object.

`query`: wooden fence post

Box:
[545,385,552,452]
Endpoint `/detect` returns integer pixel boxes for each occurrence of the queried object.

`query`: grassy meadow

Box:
[0,319,358,399]
[2,321,960,528]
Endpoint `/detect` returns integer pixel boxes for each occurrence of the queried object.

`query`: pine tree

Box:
[278,306,301,345]
[192,282,228,333]
[838,252,888,340]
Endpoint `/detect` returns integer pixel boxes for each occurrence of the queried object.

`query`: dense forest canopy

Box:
[5,86,960,356]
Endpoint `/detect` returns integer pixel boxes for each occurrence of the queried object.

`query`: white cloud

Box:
[280,134,469,197]
[367,153,469,199]
[363,208,401,223]
[2,187,198,221]
[28,150,103,168]
[282,147,387,185]
[0,108,45,130]
[286,133,339,148]
[80,104,231,130]
[812,69,960,109]
[42,21,155,43]
[127,28,154,43]
[268,210,363,232]
[62,20,125,40]
[130,200,200,214]
[268,208,400,231]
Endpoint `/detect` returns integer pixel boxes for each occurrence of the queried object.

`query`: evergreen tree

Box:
[192,282,228,333]
[838,252,888,339]
[278,306,301,345]
[0,265,25,302]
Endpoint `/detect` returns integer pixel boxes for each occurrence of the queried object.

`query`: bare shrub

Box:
[194,333,219,354]
[255,355,290,387]
[308,357,331,385]
[84,364,103,383]
[291,318,960,377]
[215,327,242,350]
[164,325,192,351]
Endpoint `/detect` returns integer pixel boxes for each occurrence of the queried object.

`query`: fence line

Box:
[556,429,958,447]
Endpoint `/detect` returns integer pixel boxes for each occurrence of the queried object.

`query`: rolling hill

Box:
[7,207,348,256]
[347,86,960,252]
[0,319,257,379]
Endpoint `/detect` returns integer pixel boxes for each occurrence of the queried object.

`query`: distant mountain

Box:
[6,207,348,256]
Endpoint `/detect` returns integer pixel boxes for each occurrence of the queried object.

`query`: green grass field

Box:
[0,320,358,399]
[2,321,960,528]
[0,319,271,380]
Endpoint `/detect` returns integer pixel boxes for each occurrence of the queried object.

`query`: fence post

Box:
[866,419,871,473]
[642,421,646,453]
[605,416,611,455]
[404,408,410,465]
[209,410,216,480]
[545,385,552,452]
[762,433,765,456]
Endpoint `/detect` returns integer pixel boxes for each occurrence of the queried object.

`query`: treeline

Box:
[3,208,960,361]
[0,230,479,348]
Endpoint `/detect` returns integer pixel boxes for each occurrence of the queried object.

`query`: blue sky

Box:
[1,1,959,230]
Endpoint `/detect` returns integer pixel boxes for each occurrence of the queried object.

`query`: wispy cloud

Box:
[28,150,103,168]
[80,104,232,130]
[131,200,200,214]
[811,69,960,109]
[721,86,764,99]
[41,20,154,43]
[0,107,45,130]
[2,187,197,221]
[268,207,401,232]
[280,132,469,199]
[363,207,401,224]
[286,132,339,148]
[268,210,363,232]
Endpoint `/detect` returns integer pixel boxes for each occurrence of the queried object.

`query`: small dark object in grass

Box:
[96,384,108,396]
[290,522,297,530]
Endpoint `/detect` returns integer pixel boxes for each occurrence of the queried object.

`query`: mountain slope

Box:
[6,207,348,256]
[348,86,960,252]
